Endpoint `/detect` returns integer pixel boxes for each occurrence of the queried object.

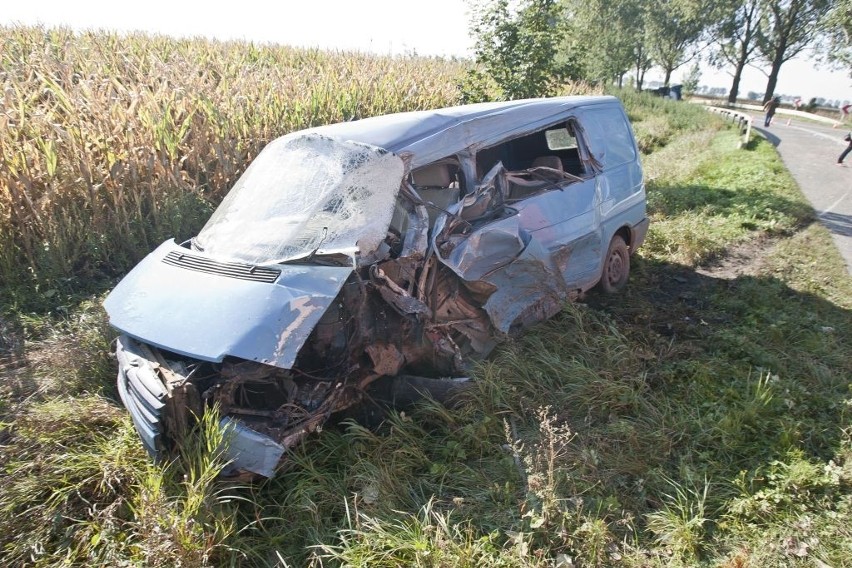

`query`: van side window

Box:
[582,109,636,168]
[476,120,588,180]
[475,120,589,200]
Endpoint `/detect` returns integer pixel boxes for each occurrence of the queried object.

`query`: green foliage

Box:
[756,0,832,101]
[0,394,242,566]
[127,406,241,567]
[716,448,852,566]
[460,67,504,104]
[467,0,573,100]
[710,0,762,102]
[645,0,715,85]
[645,477,710,564]
[616,89,718,153]
[681,63,701,94]
[822,0,852,74]
[318,499,518,567]
[0,397,147,565]
[563,0,647,86]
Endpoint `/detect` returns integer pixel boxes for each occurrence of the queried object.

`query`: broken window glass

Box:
[194,134,404,265]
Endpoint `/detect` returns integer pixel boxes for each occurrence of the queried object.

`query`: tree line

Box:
[466,0,851,104]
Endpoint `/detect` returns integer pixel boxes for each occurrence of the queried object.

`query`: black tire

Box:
[598,235,630,294]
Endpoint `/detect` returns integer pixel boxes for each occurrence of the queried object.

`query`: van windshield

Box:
[194,134,404,265]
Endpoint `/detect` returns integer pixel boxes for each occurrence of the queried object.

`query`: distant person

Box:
[841,103,851,123]
[838,132,852,166]
[763,96,781,127]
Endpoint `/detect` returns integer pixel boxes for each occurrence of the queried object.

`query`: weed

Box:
[127,407,242,567]
[0,396,146,565]
[645,476,710,564]
[318,498,516,568]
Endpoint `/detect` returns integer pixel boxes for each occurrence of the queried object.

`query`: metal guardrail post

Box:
[704,106,752,148]
[743,115,751,146]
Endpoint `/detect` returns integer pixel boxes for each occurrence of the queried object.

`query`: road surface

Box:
[752,117,852,275]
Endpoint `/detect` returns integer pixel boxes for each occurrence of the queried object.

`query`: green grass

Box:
[617,89,716,154]
[1,35,850,567]
[642,129,815,266]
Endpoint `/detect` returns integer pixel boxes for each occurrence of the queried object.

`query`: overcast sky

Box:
[3,0,849,101]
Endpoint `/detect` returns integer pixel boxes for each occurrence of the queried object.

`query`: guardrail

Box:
[705,106,752,148]
[693,98,845,126]
[732,103,843,127]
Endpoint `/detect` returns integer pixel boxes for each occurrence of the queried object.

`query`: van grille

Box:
[115,335,165,459]
[162,251,280,283]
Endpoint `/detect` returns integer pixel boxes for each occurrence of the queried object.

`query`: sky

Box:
[3,0,850,102]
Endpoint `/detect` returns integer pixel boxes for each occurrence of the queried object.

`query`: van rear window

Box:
[545,128,578,150]
[583,109,636,168]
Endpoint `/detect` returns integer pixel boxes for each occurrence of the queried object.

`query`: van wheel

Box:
[599,236,629,294]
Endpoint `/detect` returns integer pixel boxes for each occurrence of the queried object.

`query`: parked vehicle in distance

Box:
[104,96,649,478]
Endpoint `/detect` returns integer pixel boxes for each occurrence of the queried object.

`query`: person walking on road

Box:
[763,96,781,127]
[838,132,852,165]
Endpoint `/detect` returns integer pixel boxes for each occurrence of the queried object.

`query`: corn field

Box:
[0,26,466,288]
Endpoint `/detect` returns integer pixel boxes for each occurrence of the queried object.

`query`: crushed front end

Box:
[115,333,355,478]
[106,133,570,479]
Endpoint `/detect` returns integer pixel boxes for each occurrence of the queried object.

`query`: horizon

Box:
[2,0,849,102]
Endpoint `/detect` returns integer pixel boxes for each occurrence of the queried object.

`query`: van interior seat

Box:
[507,156,565,200]
[412,163,452,187]
[390,163,462,234]
[531,155,563,171]
[411,163,461,223]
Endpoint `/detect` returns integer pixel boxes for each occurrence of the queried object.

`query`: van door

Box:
[512,178,600,288]
[577,106,644,253]
[503,119,602,289]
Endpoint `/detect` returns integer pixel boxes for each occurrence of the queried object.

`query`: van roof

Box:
[304,95,620,167]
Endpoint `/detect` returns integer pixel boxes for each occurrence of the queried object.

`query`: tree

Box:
[712,0,762,103]
[467,0,571,100]
[682,62,702,94]
[632,40,655,91]
[756,0,831,103]
[645,0,714,86]
[563,0,647,88]
[822,0,852,74]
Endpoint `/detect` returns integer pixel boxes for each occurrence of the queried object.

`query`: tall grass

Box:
[0,395,242,566]
[0,26,465,293]
[615,88,715,154]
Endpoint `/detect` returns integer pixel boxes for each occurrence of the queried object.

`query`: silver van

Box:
[105,95,648,478]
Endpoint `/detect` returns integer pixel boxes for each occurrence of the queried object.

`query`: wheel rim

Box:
[607,251,624,286]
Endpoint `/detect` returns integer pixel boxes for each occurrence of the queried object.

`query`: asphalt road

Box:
[752,116,852,275]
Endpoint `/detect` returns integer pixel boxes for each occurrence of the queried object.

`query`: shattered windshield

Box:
[194,133,404,265]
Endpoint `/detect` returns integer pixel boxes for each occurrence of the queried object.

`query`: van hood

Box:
[104,240,352,368]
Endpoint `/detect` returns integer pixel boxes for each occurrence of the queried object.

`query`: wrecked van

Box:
[104,96,648,478]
